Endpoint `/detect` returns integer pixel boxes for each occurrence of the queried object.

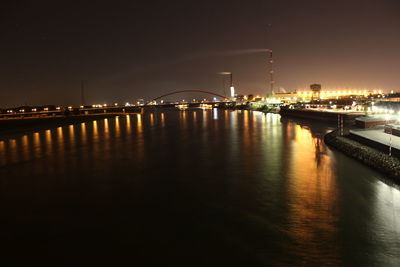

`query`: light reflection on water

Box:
[0,109,399,266]
[81,122,87,145]
[21,135,29,161]
[213,108,218,120]
[149,113,155,127]
[160,112,165,128]
[192,111,197,126]
[286,124,338,264]
[137,114,142,133]
[115,116,120,138]
[0,140,5,165]
[126,115,131,136]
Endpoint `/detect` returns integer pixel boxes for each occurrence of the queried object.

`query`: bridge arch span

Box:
[149,90,229,104]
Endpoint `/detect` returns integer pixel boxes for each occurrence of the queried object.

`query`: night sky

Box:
[1,0,399,107]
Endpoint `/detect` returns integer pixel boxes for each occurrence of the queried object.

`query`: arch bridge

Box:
[148,90,230,105]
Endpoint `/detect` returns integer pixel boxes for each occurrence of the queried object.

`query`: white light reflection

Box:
[374,180,400,264]
[213,108,218,120]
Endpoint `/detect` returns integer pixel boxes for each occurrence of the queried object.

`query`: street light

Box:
[385,114,393,156]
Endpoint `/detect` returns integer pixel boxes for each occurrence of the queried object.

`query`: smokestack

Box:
[229,73,235,98]
[269,50,274,95]
[81,80,86,106]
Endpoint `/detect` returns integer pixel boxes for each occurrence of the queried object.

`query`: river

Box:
[0,109,399,266]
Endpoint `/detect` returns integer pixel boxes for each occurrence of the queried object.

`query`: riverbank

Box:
[218,102,280,113]
[279,107,363,124]
[324,130,400,183]
[0,113,136,140]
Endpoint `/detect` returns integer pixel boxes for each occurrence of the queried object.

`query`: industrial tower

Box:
[269,49,275,95]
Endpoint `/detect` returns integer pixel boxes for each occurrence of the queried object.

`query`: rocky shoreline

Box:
[324,130,400,183]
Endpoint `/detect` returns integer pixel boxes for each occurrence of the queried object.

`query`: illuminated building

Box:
[273,84,384,103]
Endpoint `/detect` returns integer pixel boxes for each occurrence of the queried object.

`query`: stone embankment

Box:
[324,130,400,182]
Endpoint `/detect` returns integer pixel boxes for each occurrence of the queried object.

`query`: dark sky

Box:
[1,0,400,106]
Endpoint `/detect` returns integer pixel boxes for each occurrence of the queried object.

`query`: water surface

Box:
[0,109,399,266]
